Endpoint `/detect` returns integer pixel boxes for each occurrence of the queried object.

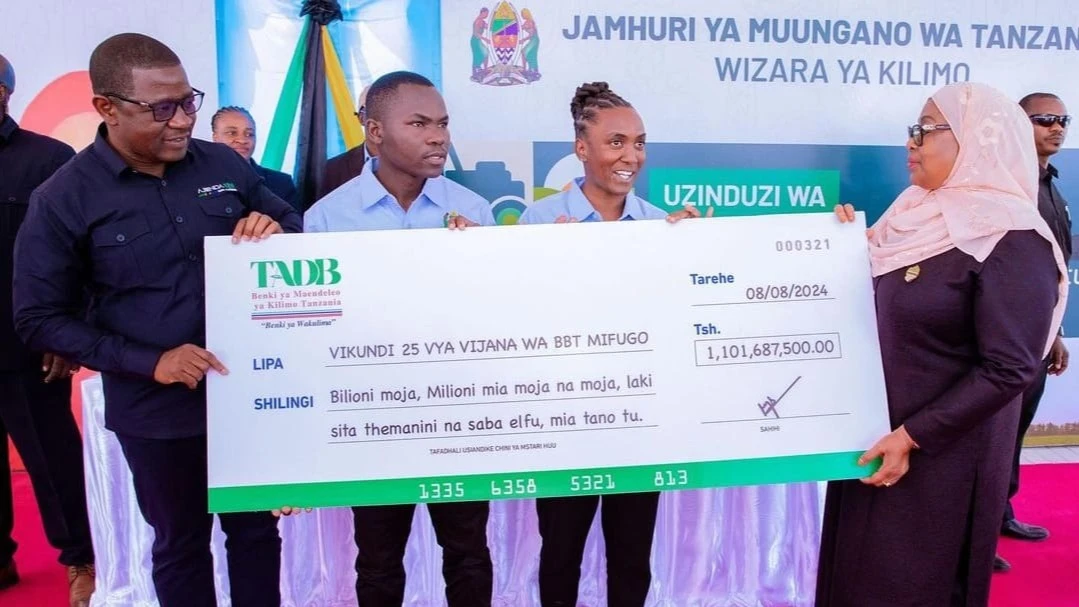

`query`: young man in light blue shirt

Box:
[304,71,494,607]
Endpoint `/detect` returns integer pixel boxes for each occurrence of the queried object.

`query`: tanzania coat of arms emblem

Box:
[471,2,540,86]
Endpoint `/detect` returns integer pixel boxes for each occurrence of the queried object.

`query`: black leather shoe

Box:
[993,554,1011,573]
[1001,519,1050,541]
[0,559,18,590]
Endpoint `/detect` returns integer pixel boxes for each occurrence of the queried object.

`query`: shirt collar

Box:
[90,122,192,177]
[91,123,133,177]
[359,156,449,211]
[1043,163,1060,181]
[566,177,649,221]
[0,115,17,141]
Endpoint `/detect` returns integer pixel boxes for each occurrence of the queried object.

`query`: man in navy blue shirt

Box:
[210,105,299,209]
[13,34,301,606]
[0,52,96,606]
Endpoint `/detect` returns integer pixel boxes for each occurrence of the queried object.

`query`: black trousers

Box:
[0,369,93,566]
[352,502,492,606]
[1003,362,1049,524]
[116,433,281,607]
[537,492,660,607]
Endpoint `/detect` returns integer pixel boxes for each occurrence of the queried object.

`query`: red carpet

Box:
[989,463,1079,607]
[3,472,68,605]
[2,463,1077,605]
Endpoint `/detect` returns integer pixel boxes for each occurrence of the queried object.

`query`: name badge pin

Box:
[904,265,921,283]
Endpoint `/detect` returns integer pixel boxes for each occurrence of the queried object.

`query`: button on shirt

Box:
[1038,164,1073,261]
[0,116,75,370]
[517,177,668,224]
[304,158,496,232]
[13,124,302,438]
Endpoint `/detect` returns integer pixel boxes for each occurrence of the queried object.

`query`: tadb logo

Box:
[251,259,342,289]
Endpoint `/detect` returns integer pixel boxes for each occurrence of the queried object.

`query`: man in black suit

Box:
[211,105,299,210]
[318,85,376,200]
[0,50,96,607]
[994,92,1075,573]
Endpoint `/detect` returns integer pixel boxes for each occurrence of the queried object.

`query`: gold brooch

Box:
[904,265,921,283]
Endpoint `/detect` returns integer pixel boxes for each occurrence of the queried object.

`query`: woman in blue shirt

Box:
[520,81,698,606]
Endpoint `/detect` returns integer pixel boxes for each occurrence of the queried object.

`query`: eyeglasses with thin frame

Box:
[1029,113,1072,128]
[105,88,204,122]
[907,123,951,147]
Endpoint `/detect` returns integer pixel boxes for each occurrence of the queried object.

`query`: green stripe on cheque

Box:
[209,451,872,512]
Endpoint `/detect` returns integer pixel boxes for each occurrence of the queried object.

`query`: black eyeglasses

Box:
[1029,113,1072,128]
[354,105,366,121]
[907,123,951,147]
[106,88,204,122]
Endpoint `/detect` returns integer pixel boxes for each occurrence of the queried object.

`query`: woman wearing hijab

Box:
[818,82,1067,606]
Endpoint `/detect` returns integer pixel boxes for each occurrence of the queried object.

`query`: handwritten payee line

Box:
[328,424,661,444]
[328,392,657,413]
[325,349,654,368]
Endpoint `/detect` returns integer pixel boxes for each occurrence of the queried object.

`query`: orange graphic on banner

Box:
[19,71,98,152]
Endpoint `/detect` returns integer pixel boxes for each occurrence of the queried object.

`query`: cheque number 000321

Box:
[776,238,829,252]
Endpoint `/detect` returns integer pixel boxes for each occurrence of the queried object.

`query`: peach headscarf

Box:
[868,82,1067,354]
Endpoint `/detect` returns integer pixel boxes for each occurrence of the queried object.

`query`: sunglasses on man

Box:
[1029,113,1072,128]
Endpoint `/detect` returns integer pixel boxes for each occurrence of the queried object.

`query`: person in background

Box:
[991,92,1075,573]
[12,33,301,607]
[211,105,298,210]
[0,51,96,607]
[318,84,376,200]
[518,81,701,607]
[819,82,1067,606]
[305,70,494,607]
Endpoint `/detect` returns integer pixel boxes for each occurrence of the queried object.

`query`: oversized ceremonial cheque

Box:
[204,213,891,512]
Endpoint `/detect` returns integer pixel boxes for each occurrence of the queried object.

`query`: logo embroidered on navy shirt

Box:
[196,182,238,198]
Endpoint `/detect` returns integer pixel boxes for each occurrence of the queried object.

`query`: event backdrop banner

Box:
[215,0,442,173]
[439,0,1079,443]
[2,0,219,149]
